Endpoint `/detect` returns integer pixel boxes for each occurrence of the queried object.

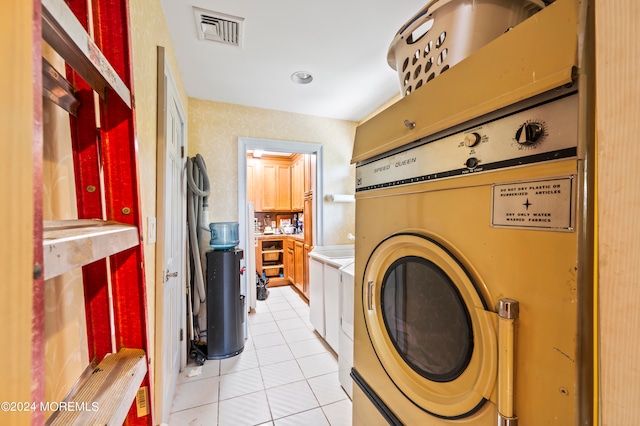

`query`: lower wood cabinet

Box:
[286,239,295,283]
[303,244,311,299]
[257,236,308,296]
[294,241,304,293]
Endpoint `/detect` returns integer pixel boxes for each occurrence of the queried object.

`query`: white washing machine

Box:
[339,261,355,399]
[309,245,354,352]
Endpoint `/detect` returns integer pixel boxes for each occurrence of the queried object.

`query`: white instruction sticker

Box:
[492,177,575,231]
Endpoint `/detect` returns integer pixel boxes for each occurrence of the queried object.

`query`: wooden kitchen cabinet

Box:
[294,241,304,292]
[286,239,295,283]
[303,195,313,246]
[301,154,314,298]
[259,239,288,286]
[304,153,316,195]
[303,195,313,298]
[260,159,291,211]
[303,244,311,298]
[250,154,307,213]
[257,236,307,296]
[277,163,291,210]
[291,155,304,211]
[261,162,277,210]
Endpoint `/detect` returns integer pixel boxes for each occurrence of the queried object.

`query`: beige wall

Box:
[188,99,358,245]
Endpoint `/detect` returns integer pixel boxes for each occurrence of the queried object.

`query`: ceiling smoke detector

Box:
[193,7,244,48]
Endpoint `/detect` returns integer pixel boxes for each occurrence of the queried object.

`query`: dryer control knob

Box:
[465,157,479,169]
[464,132,481,147]
[515,122,544,145]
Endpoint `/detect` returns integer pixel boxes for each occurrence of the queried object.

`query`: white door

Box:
[155,47,187,423]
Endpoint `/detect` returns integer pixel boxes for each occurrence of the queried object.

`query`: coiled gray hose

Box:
[187,154,210,317]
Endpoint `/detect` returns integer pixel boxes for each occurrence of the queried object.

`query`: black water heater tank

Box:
[206,249,245,359]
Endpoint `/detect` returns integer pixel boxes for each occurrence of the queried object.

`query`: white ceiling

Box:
[160,0,428,122]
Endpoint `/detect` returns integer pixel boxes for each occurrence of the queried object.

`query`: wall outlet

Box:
[148,217,157,244]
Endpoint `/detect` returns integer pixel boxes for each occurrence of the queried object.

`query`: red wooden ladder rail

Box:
[35,0,153,424]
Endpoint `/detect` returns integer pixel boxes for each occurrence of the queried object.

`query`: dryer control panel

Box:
[355,93,578,192]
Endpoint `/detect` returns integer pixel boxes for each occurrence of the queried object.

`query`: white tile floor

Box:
[169,285,353,426]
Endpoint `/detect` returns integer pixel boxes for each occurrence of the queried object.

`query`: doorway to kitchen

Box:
[238,137,324,308]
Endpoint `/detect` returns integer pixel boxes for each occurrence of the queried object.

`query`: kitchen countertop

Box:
[256,233,305,242]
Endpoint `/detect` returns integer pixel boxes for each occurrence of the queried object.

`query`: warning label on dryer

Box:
[491,177,575,231]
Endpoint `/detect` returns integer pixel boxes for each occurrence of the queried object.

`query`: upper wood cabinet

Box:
[249,154,307,212]
[255,157,291,212]
[261,162,277,211]
[291,155,304,211]
[304,153,315,195]
[276,163,291,211]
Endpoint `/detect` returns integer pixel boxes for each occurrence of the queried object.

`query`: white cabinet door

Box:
[323,264,341,352]
[309,257,325,336]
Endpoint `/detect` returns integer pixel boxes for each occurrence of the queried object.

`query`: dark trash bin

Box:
[257,272,269,301]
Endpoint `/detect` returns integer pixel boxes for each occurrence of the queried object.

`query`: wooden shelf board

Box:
[49,348,146,425]
[266,277,290,287]
[262,264,284,269]
[43,219,139,280]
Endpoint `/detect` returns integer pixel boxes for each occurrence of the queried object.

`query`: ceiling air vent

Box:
[193,7,244,48]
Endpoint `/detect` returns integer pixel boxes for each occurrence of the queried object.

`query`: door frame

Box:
[237,137,324,310]
[155,45,188,423]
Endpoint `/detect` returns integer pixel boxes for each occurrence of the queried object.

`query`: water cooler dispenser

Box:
[206,249,245,359]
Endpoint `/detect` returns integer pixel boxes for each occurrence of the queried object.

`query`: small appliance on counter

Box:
[280,219,295,234]
[262,215,274,234]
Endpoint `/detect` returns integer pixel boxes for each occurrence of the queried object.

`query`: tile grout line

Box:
[260,287,327,424]
[265,288,344,424]
[171,286,350,425]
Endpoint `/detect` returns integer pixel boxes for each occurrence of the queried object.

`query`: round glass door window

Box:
[363,233,497,418]
[381,256,473,383]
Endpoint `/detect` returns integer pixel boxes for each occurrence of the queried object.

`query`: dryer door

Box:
[363,233,497,419]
